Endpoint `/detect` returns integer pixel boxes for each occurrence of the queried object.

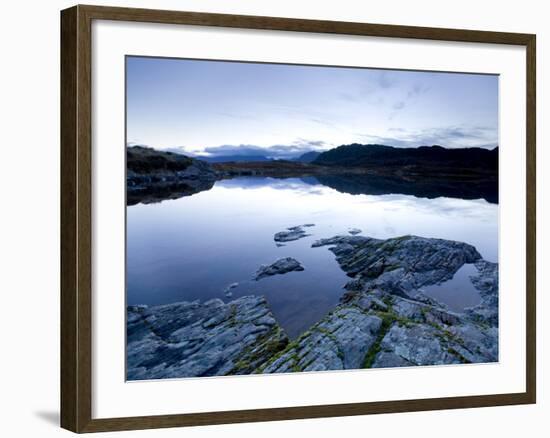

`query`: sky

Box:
[126,56,498,159]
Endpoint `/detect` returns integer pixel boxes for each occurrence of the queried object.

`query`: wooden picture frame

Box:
[61,4,536,433]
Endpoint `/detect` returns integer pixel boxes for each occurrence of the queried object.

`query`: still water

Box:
[127,177,498,338]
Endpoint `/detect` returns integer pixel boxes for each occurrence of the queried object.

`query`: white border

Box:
[92,20,526,419]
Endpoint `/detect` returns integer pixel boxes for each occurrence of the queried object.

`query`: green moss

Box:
[381,294,394,307]
[227,304,238,327]
[317,327,337,342]
[290,353,303,372]
[362,314,393,368]
[373,308,415,329]
[231,326,288,375]
[394,314,415,328]
[447,347,471,364]
[254,329,311,373]
[231,360,251,373]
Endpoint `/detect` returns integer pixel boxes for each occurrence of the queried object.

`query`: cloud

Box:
[357,125,498,149]
[215,111,259,121]
[200,139,333,159]
[309,117,339,129]
[337,71,399,104]
[392,101,406,110]
[377,71,397,89]
[389,83,430,117]
[407,83,430,99]
[338,92,358,102]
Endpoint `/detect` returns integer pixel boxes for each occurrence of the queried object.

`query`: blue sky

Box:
[126,56,498,158]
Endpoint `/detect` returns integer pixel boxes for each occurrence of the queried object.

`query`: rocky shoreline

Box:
[127,296,288,380]
[127,234,498,379]
[126,146,218,205]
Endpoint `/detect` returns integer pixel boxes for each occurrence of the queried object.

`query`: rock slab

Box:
[255,257,305,281]
[274,224,314,243]
[127,296,289,380]
[259,235,498,373]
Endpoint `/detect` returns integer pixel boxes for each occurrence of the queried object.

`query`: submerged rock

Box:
[127,296,289,380]
[274,224,314,242]
[348,228,362,235]
[255,257,305,281]
[223,282,239,298]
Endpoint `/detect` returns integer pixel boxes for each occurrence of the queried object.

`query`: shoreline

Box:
[127,234,498,380]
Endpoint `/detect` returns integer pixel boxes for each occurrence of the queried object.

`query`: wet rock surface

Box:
[258,306,383,373]
[254,257,305,281]
[258,284,498,373]
[223,282,239,298]
[258,235,497,373]
[127,296,289,380]
[312,234,482,294]
[274,224,314,242]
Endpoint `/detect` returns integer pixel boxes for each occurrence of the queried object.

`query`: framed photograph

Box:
[60,4,536,433]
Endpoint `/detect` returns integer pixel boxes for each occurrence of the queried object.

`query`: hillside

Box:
[313,144,498,171]
[127,145,196,174]
[126,146,218,205]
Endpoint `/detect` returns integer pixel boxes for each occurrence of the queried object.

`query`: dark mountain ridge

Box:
[127,145,195,173]
[313,143,498,170]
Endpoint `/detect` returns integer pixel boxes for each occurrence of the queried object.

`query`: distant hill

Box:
[199,154,271,163]
[127,145,195,173]
[126,146,218,205]
[295,151,321,163]
[313,144,498,171]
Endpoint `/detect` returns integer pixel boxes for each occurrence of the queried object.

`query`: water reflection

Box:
[127,172,498,206]
[127,177,498,338]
